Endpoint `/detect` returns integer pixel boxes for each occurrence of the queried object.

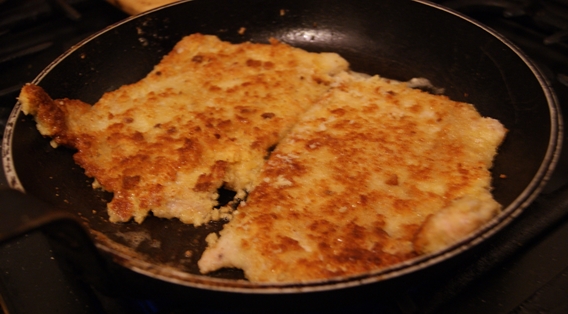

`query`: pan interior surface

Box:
[2,0,560,292]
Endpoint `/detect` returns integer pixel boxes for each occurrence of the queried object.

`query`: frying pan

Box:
[0,0,562,295]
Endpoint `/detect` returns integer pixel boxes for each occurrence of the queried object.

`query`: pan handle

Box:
[0,188,79,242]
[0,188,118,295]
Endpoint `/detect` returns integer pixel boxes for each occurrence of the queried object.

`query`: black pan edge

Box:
[1,0,562,293]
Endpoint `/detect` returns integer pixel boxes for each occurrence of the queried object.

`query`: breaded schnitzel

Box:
[19,34,506,282]
[198,74,506,282]
[19,34,349,225]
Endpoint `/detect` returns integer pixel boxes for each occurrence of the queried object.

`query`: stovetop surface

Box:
[1,0,568,313]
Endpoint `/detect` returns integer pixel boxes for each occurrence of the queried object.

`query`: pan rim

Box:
[1,0,563,293]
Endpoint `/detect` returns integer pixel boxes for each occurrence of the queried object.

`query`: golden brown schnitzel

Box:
[19,34,506,283]
[19,34,349,225]
[198,74,506,282]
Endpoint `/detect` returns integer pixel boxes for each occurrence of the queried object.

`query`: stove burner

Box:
[444,1,568,69]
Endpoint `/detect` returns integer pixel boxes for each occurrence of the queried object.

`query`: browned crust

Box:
[18,34,349,225]
[198,76,506,282]
[19,35,505,283]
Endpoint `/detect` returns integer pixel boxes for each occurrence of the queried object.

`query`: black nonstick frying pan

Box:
[0,0,562,294]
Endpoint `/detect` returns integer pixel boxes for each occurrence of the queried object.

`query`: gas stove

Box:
[1,0,568,313]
